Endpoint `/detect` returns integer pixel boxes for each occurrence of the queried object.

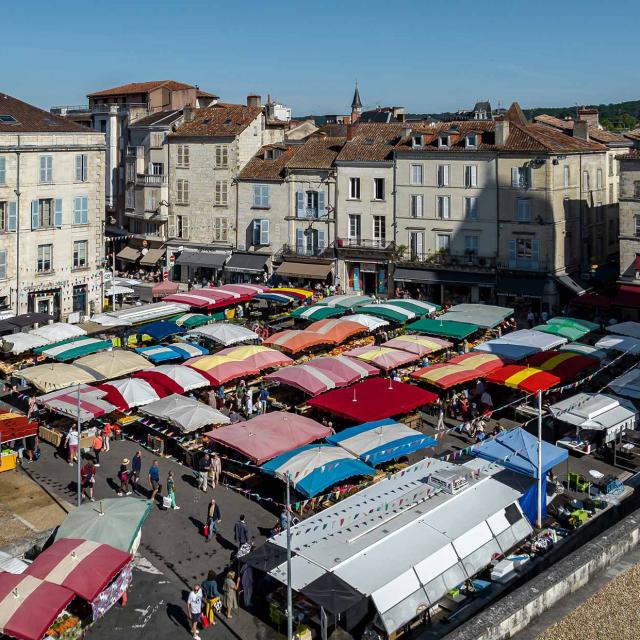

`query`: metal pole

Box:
[286,472,293,640]
[76,384,82,507]
[14,145,21,315]
[111,240,116,311]
[537,389,543,528]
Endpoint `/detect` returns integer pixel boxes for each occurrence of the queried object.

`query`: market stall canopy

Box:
[437,304,514,329]
[217,283,267,296]
[525,350,599,379]
[35,337,112,362]
[141,394,230,432]
[532,323,588,342]
[24,538,132,602]
[307,377,437,423]
[254,292,298,305]
[407,318,479,339]
[174,250,227,270]
[448,353,507,374]
[160,292,223,309]
[264,355,378,396]
[317,294,373,309]
[344,314,389,331]
[276,259,332,280]
[30,322,86,342]
[0,573,74,640]
[327,418,437,465]
[132,320,185,341]
[205,411,332,464]
[382,335,452,357]
[345,345,419,371]
[262,444,375,498]
[356,303,416,324]
[105,284,134,296]
[15,363,102,392]
[608,368,640,399]
[116,246,141,262]
[174,313,214,329]
[135,342,208,364]
[559,343,609,361]
[139,247,166,266]
[98,378,165,410]
[55,498,153,553]
[548,317,598,332]
[412,363,482,389]
[486,365,561,393]
[305,318,367,344]
[0,312,53,330]
[134,364,210,394]
[224,252,269,274]
[73,350,153,380]
[385,298,441,316]
[152,280,181,297]
[595,335,640,354]
[2,332,51,354]
[91,301,190,327]
[607,320,640,340]
[37,385,116,422]
[0,413,38,443]
[291,305,345,321]
[474,329,567,361]
[267,288,314,300]
[256,329,328,355]
[471,427,567,478]
[187,323,259,346]
[550,393,637,436]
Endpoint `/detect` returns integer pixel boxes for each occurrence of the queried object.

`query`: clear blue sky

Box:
[3,0,638,115]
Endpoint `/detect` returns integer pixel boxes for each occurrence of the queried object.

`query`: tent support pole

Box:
[537,389,542,529]
[76,383,82,507]
[286,472,293,640]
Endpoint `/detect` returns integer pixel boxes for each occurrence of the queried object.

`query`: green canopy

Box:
[291,305,345,321]
[385,299,440,316]
[174,313,215,329]
[317,295,373,310]
[55,497,152,552]
[34,336,112,362]
[547,316,598,333]
[533,323,587,341]
[357,303,416,324]
[407,317,479,339]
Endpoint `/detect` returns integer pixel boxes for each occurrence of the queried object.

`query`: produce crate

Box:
[39,425,62,448]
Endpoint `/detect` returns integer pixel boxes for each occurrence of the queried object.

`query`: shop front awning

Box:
[276,260,333,280]
[613,284,640,309]
[496,275,547,298]
[225,252,269,273]
[139,247,166,266]
[394,267,496,286]
[116,246,141,262]
[175,250,227,270]
[556,274,589,295]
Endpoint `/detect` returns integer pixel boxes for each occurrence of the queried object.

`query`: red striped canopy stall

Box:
[24,538,131,602]
[163,286,257,310]
[0,573,74,640]
[133,364,210,394]
[486,365,561,393]
[411,363,482,389]
[305,318,367,345]
[524,350,599,379]
[0,413,38,444]
[447,353,507,374]
[307,377,437,423]
[263,330,332,355]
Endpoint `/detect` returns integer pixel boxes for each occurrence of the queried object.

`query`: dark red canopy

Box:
[0,414,38,444]
[307,377,437,423]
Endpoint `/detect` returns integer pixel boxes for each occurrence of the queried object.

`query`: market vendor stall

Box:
[130,320,185,342]
[606,320,640,339]
[217,283,267,296]
[559,343,609,361]
[1,332,50,355]
[98,378,166,410]
[264,330,332,355]
[525,350,599,379]
[135,342,208,364]
[382,334,452,357]
[345,345,420,371]
[608,368,640,399]
[204,412,332,465]
[31,322,87,343]
[305,318,367,344]
[474,329,568,361]
[595,334,640,354]
[0,412,38,472]
[15,363,102,392]
[437,303,513,329]
[291,305,345,321]
[411,355,504,389]
[327,418,437,464]
[133,364,210,393]
[34,337,112,363]
[186,323,259,347]
[307,377,438,423]
[345,314,389,332]
[355,303,416,324]
[385,298,441,316]
[91,301,190,327]
[140,394,230,432]
[486,364,560,393]
[316,294,373,309]
[174,313,213,329]
[267,287,313,300]
[262,444,375,498]
[37,385,116,423]
[407,317,479,340]
[71,349,153,380]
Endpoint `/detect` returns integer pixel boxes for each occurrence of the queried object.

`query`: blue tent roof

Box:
[471,427,568,478]
[133,320,185,341]
[135,342,208,364]
[327,418,437,465]
[261,444,375,498]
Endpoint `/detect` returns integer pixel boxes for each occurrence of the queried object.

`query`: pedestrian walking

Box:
[235,380,246,411]
[239,562,254,608]
[206,498,221,543]
[187,583,203,639]
[65,429,78,466]
[245,387,253,416]
[81,459,96,502]
[166,470,180,509]
[216,385,225,409]
[102,422,112,452]
[202,570,221,626]
[234,514,249,548]
[199,453,211,492]
[148,460,161,503]
[258,385,268,414]
[118,458,131,496]
[130,450,142,493]
[223,571,238,619]
[211,453,221,489]
[527,309,535,329]
[92,431,103,466]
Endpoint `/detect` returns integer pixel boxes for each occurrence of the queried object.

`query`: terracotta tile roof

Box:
[239,145,299,181]
[169,103,262,138]
[286,135,346,169]
[196,89,219,99]
[395,120,497,152]
[0,93,91,134]
[625,128,640,141]
[534,114,628,145]
[505,102,528,126]
[336,123,406,162]
[88,80,196,97]
[509,122,606,152]
[620,149,640,160]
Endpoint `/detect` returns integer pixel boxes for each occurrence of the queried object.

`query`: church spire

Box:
[351,81,362,122]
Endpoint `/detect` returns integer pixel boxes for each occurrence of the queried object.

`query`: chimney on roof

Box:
[183,105,195,123]
[392,106,406,123]
[577,107,599,129]
[495,118,510,146]
[346,122,358,142]
[401,125,412,139]
[247,94,261,109]
[573,119,590,141]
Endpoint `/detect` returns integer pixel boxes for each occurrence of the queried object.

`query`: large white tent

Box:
[438,304,513,329]
[187,323,258,346]
[595,335,640,354]
[91,301,189,327]
[140,394,229,432]
[474,329,567,361]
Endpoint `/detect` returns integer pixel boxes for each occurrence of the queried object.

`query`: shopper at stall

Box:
[201,570,220,625]
[234,514,249,548]
[130,450,142,493]
[65,428,79,466]
[199,453,212,493]
[206,498,221,543]
[187,583,203,639]
[118,458,131,496]
[102,422,112,452]
[258,385,269,414]
[148,460,161,503]
[211,453,222,489]
[92,431,103,467]
[245,387,254,417]
[166,470,180,510]
[81,459,96,502]
[223,571,238,619]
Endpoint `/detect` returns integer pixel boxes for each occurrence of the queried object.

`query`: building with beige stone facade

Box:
[0,93,105,320]
[618,150,640,288]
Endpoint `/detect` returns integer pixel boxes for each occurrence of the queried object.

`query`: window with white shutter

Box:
[437,165,449,187]
[213,217,228,242]
[39,155,53,183]
[410,194,423,218]
[437,196,450,219]
[464,165,477,187]
[0,157,6,185]
[215,145,228,168]
[177,179,189,205]
[409,231,424,258]
[253,185,270,208]
[177,145,190,168]
[75,154,88,182]
[73,197,89,224]
[0,250,6,280]
[214,180,228,206]
[410,165,423,185]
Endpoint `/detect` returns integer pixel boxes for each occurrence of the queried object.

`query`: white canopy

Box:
[73,349,152,379]
[30,322,86,342]
[91,301,189,327]
[105,285,134,296]
[474,329,567,361]
[346,314,389,331]
[187,323,258,346]
[100,377,162,408]
[1,332,49,355]
[608,368,640,399]
[606,321,640,340]
[139,364,209,392]
[438,304,513,329]
[595,335,640,354]
[140,394,229,432]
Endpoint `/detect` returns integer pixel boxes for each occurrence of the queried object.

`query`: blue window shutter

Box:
[252,220,261,245]
[75,155,82,181]
[296,191,304,217]
[31,200,40,230]
[54,199,63,228]
[7,202,17,232]
[318,230,326,251]
[0,251,6,280]
[73,197,80,224]
[296,228,304,252]
[0,158,5,185]
[266,186,271,208]
[508,239,516,262]
[532,239,540,264]
[318,191,326,217]
[82,197,89,224]
[260,219,270,245]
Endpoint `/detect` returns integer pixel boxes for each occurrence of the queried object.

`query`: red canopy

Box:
[25,538,131,602]
[572,292,612,309]
[0,573,74,640]
[486,365,561,393]
[613,284,640,309]
[152,281,180,297]
[0,413,38,444]
[525,350,598,379]
[307,377,437,423]
[204,411,332,464]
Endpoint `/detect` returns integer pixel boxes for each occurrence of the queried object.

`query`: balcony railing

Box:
[281,244,329,258]
[335,238,392,250]
[400,252,497,270]
[136,174,168,186]
[91,103,149,114]
[496,258,549,272]
[50,105,90,115]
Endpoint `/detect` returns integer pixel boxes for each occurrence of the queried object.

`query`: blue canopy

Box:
[471,427,568,479]
[133,320,185,341]
[136,342,208,363]
[327,418,437,465]
[261,444,375,498]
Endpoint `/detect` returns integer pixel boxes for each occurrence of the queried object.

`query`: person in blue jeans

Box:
[148,460,161,503]
[206,498,221,542]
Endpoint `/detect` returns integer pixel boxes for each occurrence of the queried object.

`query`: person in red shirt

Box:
[93,432,103,466]
[102,423,112,452]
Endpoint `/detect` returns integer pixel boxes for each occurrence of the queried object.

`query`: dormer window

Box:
[264,148,283,160]
[438,135,450,148]
[466,134,477,148]
[411,135,424,148]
